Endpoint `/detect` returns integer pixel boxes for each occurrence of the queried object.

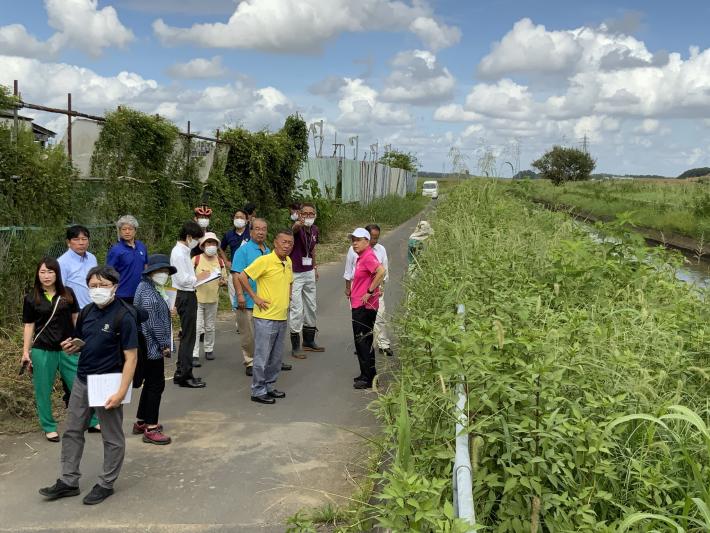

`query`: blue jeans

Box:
[252,318,287,397]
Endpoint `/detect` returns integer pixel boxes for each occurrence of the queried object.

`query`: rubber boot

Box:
[291,332,306,359]
[302,326,325,352]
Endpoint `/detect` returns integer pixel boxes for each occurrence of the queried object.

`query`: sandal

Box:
[45,432,60,442]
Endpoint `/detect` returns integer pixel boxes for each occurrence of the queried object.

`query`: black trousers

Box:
[352,307,378,385]
[176,290,198,380]
[136,357,165,425]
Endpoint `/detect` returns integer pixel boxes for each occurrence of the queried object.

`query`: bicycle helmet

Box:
[194,204,213,217]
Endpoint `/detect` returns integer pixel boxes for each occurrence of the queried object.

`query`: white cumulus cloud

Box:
[0,0,134,58]
[381,50,455,105]
[153,0,457,53]
[167,56,229,79]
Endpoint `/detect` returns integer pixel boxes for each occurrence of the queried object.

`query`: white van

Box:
[422,180,439,199]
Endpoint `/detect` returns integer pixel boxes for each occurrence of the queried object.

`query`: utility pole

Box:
[580,133,589,155]
[309,120,323,158]
[348,135,359,160]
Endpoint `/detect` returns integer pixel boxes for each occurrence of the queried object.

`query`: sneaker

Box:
[382,348,394,357]
[39,479,80,500]
[353,380,372,390]
[82,483,114,505]
[192,358,201,368]
[143,427,172,445]
[205,351,215,360]
[245,366,253,376]
[132,421,163,435]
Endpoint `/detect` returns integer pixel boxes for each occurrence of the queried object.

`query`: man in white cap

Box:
[346,228,386,389]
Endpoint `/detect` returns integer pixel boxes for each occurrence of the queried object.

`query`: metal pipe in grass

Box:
[453,304,476,529]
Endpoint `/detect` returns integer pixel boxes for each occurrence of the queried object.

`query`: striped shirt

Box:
[134,278,171,360]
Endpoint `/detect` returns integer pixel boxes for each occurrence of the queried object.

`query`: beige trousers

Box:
[236,308,255,367]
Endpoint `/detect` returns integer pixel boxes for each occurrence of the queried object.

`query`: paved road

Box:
[0,211,425,532]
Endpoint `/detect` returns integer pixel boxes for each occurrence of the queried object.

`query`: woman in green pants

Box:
[21,257,98,442]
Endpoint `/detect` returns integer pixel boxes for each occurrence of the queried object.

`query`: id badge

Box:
[302,257,313,266]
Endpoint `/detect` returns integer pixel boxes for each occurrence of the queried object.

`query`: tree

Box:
[532,145,595,185]
[677,167,710,179]
[379,149,419,172]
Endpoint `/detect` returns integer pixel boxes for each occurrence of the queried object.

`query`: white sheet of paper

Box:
[195,270,221,287]
[302,257,313,266]
[164,287,177,310]
[87,374,132,407]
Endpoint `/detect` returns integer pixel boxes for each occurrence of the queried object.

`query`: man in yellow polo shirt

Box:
[237,229,294,404]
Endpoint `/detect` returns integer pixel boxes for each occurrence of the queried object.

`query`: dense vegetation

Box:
[379,149,420,173]
[513,178,710,243]
[337,180,710,531]
[678,167,710,179]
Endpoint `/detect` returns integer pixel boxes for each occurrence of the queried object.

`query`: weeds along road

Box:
[0,206,431,533]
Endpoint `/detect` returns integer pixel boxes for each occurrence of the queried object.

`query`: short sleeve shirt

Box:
[231,240,270,309]
[22,288,79,351]
[243,252,293,320]
[290,225,318,273]
[221,227,251,261]
[76,299,139,382]
[350,247,381,310]
[106,239,148,298]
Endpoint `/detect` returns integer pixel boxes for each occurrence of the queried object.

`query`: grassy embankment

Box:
[1,192,428,434]
[314,179,710,531]
[512,178,710,249]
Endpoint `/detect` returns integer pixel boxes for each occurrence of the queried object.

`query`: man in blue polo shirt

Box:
[231,218,291,376]
[39,265,138,506]
[106,215,148,305]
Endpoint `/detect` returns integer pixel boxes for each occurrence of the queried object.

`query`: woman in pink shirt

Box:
[346,228,386,389]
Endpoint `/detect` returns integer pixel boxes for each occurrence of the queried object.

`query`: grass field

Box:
[512,178,710,243]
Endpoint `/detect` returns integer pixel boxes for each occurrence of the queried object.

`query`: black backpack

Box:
[76,299,149,387]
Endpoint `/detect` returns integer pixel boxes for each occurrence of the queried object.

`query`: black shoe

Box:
[192,359,201,368]
[353,380,372,390]
[281,362,293,371]
[205,351,215,360]
[82,483,114,505]
[267,389,286,399]
[178,378,206,388]
[245,366,253,376]
[251,394,275,404]
[353,375,365,382]
[383,348,394,357]
[39,479,80,500]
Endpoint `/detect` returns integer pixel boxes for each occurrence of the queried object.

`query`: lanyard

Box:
[301,228,313,258]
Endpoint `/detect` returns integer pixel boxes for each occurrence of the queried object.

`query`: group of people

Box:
[22,201,393,505]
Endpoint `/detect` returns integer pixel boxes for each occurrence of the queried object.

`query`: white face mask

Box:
[152,272,169,286]
[234,218,247,229]
[290,213,299,221]
[187,238,199,249]
[304,217,316,227]
[89,287,114,306]
[197,218,209,229]
[205,245,218,256]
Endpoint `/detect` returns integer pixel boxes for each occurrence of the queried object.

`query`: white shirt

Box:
[170,242,197,291]
[344,243,388,282]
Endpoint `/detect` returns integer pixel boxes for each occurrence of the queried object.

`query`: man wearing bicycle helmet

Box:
[192,205,213,258]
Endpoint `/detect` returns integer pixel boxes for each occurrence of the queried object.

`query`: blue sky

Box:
[3,0,710,176]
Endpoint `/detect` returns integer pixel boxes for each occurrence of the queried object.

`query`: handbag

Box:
[32,296,62,346]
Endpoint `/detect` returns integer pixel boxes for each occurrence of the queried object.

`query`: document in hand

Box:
[164,287,177,310]
[195,270,221,287]
[87,374,132,407]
